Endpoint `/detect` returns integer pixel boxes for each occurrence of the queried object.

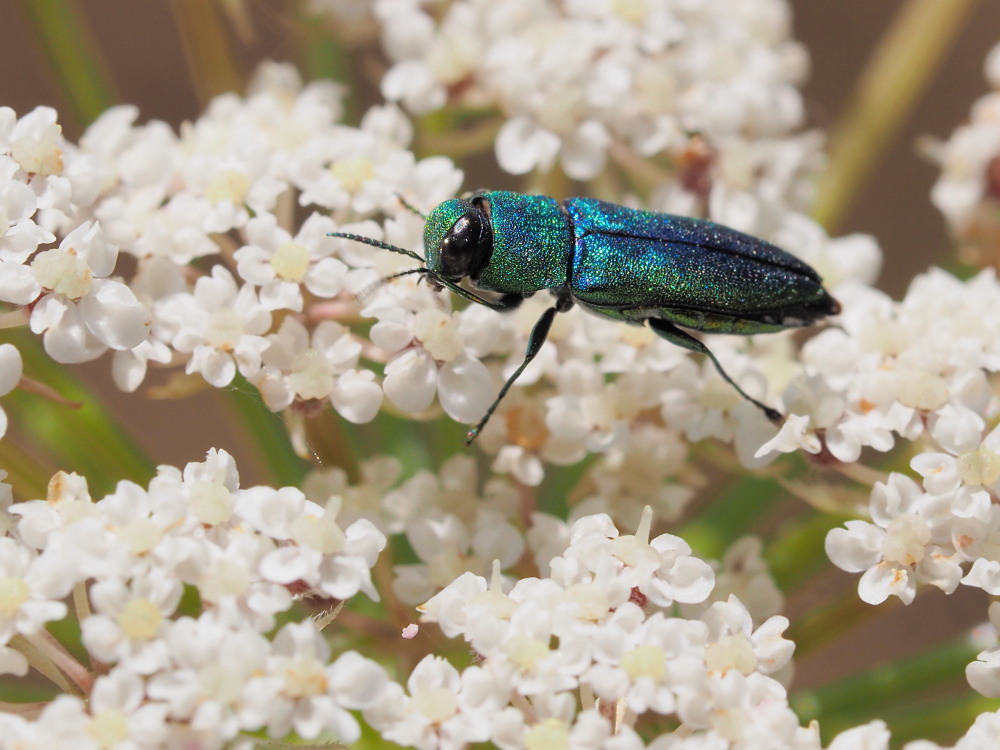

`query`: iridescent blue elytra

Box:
[330,190,840,444]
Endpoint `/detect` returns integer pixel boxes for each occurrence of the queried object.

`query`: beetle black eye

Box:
[439,211,492,280]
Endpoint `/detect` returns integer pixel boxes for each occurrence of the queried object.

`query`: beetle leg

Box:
[436,277,524,312]
[466,304,560,445]
[647,318,782,422]
[393,192,427,219]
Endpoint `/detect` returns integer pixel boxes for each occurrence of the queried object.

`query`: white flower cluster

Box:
[5,448,1000,749]
[760,267,1000,465]
[797,271,1000,700]
[929,39,1000,264]
[0,59,882,491]
[299,450,786,628]
[0,107,150,366]
[0,450,388,746]
[5,0,1000,744]
[0,64,476,431]
[374,0,821,228]
[373,508,810,749]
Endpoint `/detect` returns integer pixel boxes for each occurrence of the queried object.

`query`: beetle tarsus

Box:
[763,406,783,422]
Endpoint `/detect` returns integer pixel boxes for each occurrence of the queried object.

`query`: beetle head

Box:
[423,198,493,282]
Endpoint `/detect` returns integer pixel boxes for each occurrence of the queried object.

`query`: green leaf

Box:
[15,0,118,128]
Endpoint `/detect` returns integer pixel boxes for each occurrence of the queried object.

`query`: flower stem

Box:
[793,636,984,742]
[3,330,154,495]
[812,0,980,232]
[767,511,846,591]
[13,632,92,696]
[14,0,118,129]
[223,374,310,487]
[787,586,889,659]
[170,0,242,107]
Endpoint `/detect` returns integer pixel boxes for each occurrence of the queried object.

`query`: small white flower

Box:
[912,422,1000,519]
[701,595,794,677]
[825,474,962,605]
[582,606,708,715]
[154,265,271,387]
[255,622,387,740]
[81,565,182,673]
[34,669,169,750]
[0,155,55,263]
[234,212,347,311]
[365,656,504,749]
[0,343,23,439]
[18,222,151,362]
[967,602,1000,698]
[250,316,382,423]
[0,538,69,673]
[828,721,892,750]
[395,509,523,604]
[147,614,272,739]
[375,301,495,425]
[554,507,716,608]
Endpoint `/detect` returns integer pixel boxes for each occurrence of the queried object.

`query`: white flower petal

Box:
[495,117,560,176]
[0,344,23,396]
[331,370,383,424]
[560,120,610,180]
[305,257,347,298]
[437,354,493,424]
[79,278,151,350]
[32,296,103,363]
[383,349,437,413]
[0,260,41,304]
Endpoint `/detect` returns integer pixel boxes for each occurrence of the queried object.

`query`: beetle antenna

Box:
[327,232,425,263]
[356,268,430,302]
[394,193,427,219]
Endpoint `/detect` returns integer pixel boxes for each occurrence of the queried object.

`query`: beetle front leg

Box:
[436,277,525,312]
[466,296,572,446]
[647,318,782,422]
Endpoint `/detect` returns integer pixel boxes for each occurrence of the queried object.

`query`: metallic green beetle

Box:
[331,191,840,444]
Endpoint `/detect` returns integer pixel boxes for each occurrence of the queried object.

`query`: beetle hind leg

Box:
[647,318,782,422]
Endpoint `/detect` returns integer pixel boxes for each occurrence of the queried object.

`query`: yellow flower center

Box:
[117,598,162,641]
[0,576,30,616]
[271,241,310,282]
[621,643,666,681]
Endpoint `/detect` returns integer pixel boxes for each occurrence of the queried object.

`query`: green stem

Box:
[418,117,504,160]
[678,473,787,560]
[767,512,847,591]
[812,0,980,231]
[885,692,1000,746]
[9,635,76,697]
[25,631,92,695]
[793,636,978,730]
[170,0,242,106]
[2,330,154,496]
[0,437,55,501]
[788,588,889,659]
[224,375,309,488]
[14,0,118,129]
